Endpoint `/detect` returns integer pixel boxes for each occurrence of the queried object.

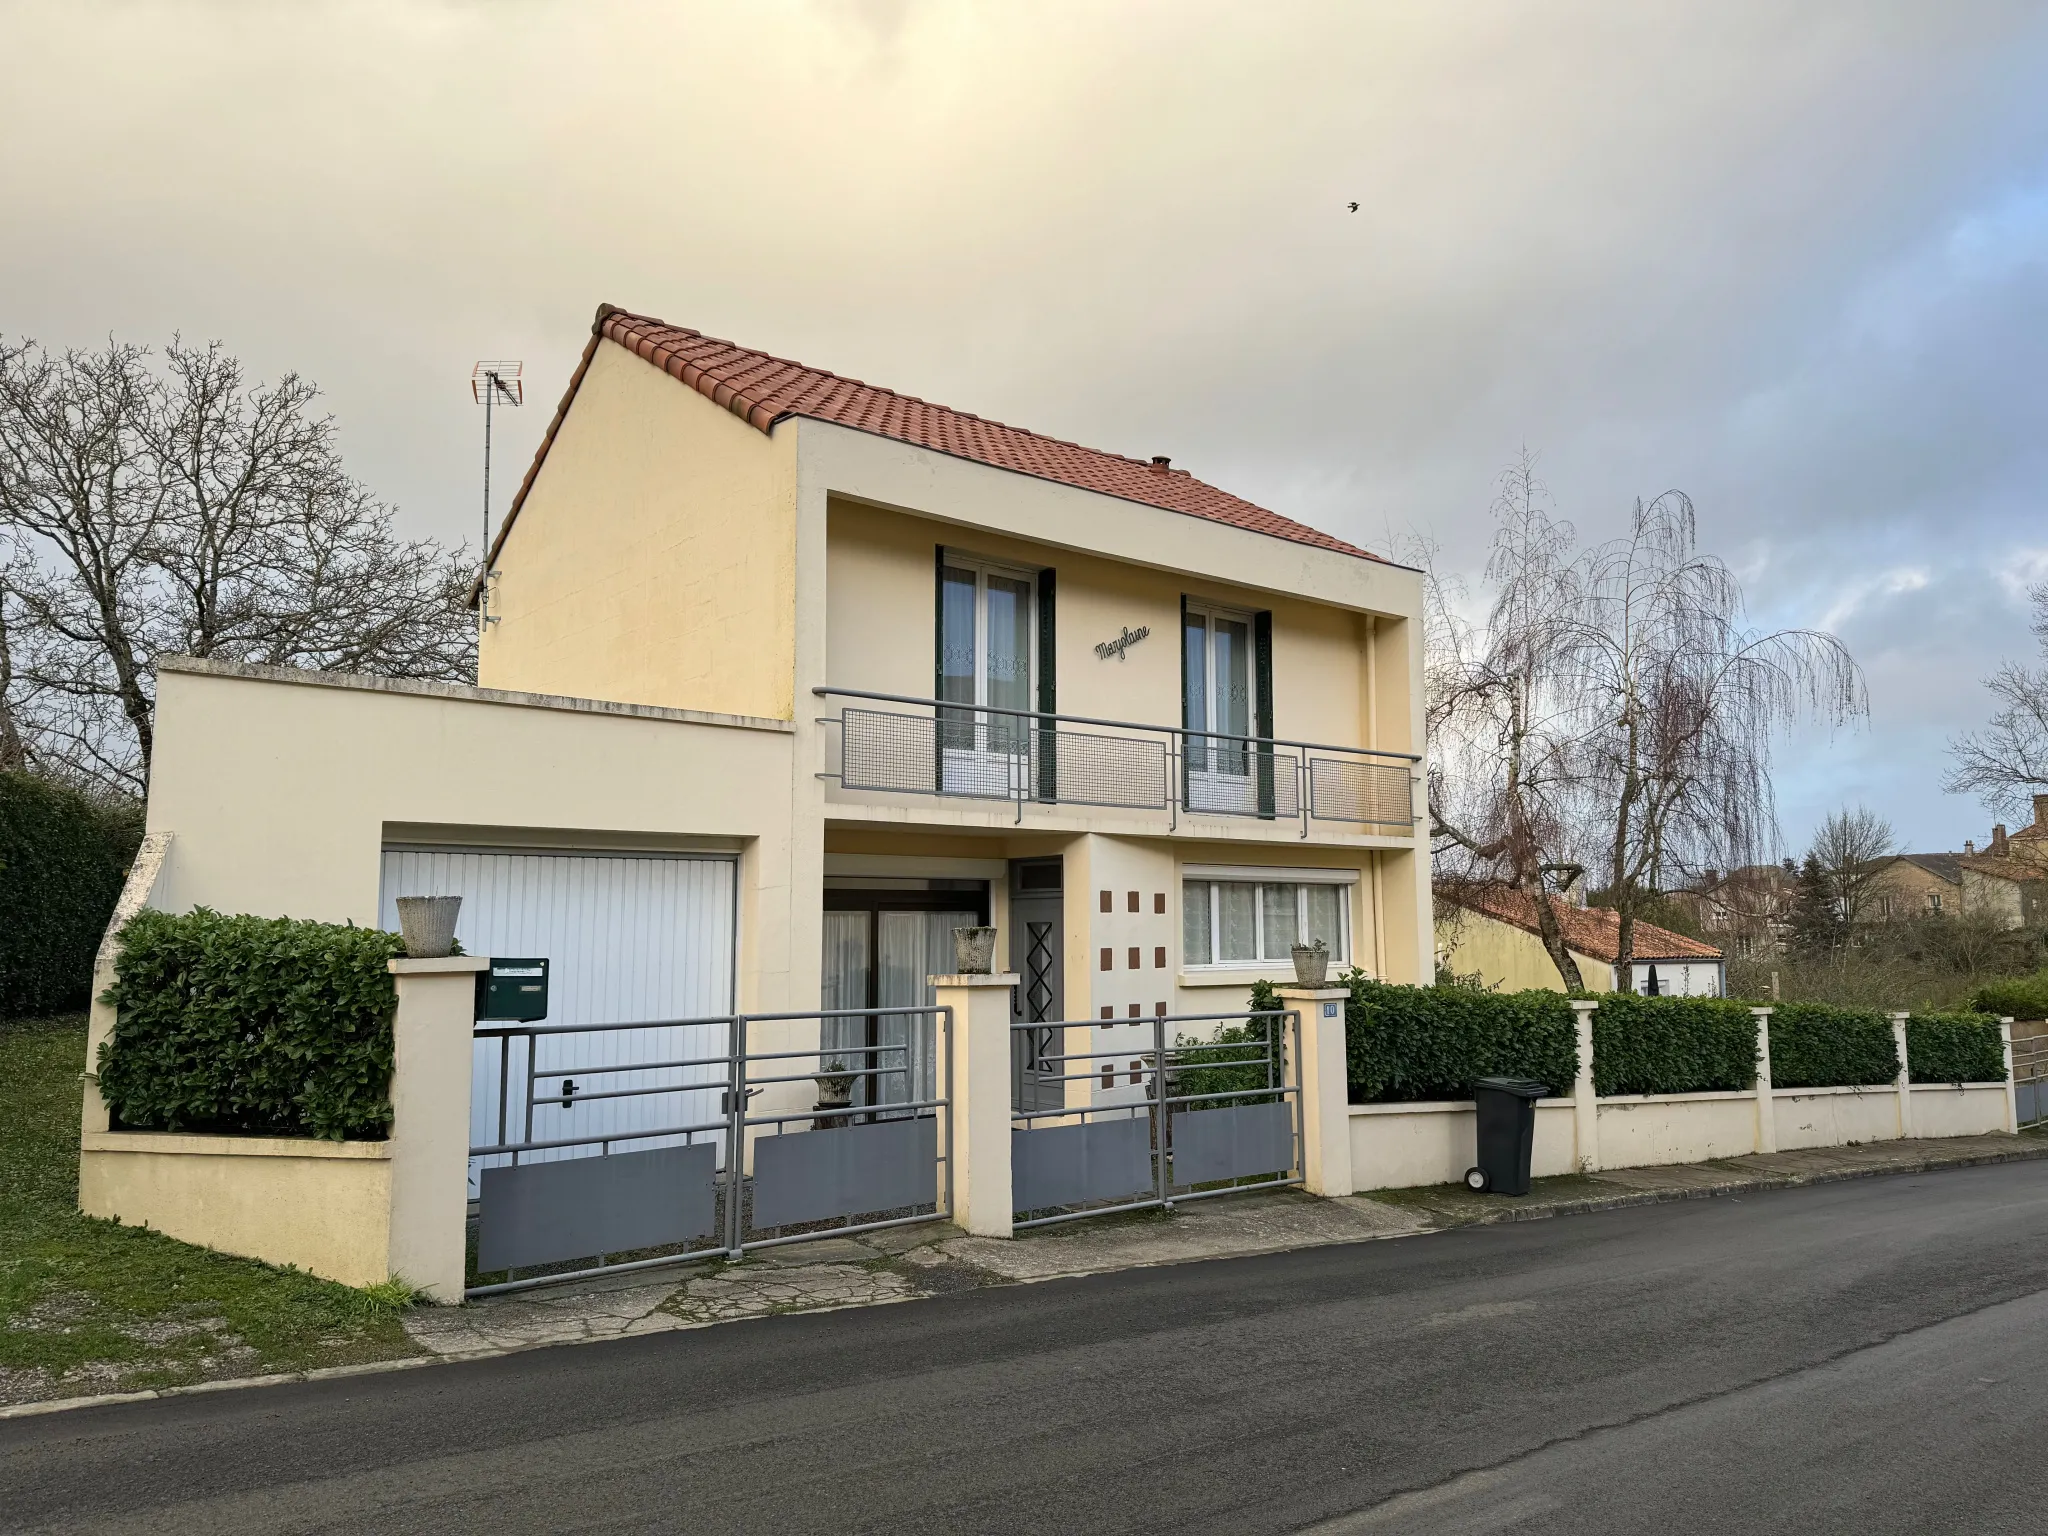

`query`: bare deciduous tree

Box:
[1563,492,1865,985]
[1946,581,2048,818]
[0,336,476,794]
[1427,455,1866,992]
[1808,806,1896,923]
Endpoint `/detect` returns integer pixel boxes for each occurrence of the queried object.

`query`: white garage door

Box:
[378,847,737,1189]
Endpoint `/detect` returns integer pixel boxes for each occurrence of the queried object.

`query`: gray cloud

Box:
[5,0,2044,851]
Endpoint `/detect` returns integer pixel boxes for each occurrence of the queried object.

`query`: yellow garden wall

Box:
[1435,904,1609,993]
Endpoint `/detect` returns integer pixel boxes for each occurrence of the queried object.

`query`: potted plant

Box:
[813,1059,855,1129]
[394,895,462,959]
[1290,936,1329,987]
[953,925,999,974]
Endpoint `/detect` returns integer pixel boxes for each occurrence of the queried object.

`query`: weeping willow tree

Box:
[1427,455,1866,992]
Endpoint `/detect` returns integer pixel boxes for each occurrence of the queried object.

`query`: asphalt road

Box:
[7,1162,2048,1535]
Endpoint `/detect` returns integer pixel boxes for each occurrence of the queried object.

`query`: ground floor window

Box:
[1182,878,1348,967]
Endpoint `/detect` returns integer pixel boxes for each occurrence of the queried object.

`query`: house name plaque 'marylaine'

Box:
[1094,625,1150,662]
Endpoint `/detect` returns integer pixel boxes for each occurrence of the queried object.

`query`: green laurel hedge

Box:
[1591,994,1759,1095]
[1905,1012,2007,1085]
[1766,1002,1899,1089]
[97,908,406,1140]
[0,770,143,1017]
[1967,977,2048,1022]
[1341,975,1578,1103]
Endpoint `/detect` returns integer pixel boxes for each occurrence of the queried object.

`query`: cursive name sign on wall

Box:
[1094,625,1151,662]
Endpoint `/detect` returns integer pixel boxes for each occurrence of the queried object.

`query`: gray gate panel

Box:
[1173,1102,1294,1187]
[1012,1117,1151,1211]
[2022,1079,2044,1126]
[477,1142,716,1271]
[752,1118,938,1230]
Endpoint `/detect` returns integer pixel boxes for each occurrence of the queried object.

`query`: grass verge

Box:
[0,1013,421,1407]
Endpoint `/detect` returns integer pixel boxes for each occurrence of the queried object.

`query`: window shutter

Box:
[1036,567,1057,801]
[1179,594,1191,805]
[933,546,946,791]
[1254,609,1275,818]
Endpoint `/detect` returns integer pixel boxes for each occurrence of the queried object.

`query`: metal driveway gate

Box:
[468,1006,952,1297]
[1009,1009,1301,1229]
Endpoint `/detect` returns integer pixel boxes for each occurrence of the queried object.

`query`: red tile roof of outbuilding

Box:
[1439,883,1725,964]
[485,305,1385,573]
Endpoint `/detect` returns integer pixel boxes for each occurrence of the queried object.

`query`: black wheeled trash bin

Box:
[1465,1077,1550,1196]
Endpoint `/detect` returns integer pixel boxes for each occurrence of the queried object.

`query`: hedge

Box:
[1342,976,1578,1103]
[1766,1002,1898,1089]
[1905,1012,2007,1085]
[1590,994,1757,1096]
[98,908,406,1140]
[1968,977,2048,1022]
[0,770,143,1017]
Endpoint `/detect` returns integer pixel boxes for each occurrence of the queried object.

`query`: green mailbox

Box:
[476,958,549,1022]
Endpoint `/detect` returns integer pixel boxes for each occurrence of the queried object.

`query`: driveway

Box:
[6,1158,2046,1534]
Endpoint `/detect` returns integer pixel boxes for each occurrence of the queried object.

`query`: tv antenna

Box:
[471,361,523,620]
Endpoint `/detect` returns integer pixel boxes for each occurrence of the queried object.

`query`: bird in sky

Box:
[1347,201,1359,212]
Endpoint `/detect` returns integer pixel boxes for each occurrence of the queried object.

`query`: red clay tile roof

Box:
[483,304,1384,577]
[1439,883,1723,964]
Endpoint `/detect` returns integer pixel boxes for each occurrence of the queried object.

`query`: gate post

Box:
[387,956,489,1302]
[1750,1007,1778,1155]
[2000,1018,2018,1134]
[1570,1000,1601,1173]
[933,972,1021,1239]
[1891,1012,1914,1141]
[1279,987,1354,1197]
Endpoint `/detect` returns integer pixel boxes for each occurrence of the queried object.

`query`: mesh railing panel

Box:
[840,707,941,795]
[1048,728,1170,810]
[1307,756,1414,826]
[1183,739,1301,819]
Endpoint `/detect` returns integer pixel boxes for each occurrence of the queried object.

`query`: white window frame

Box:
[939,550,1037,712]
[1182,598,1261,746]
[1181,876,1351,970]
[939,551,1038,797]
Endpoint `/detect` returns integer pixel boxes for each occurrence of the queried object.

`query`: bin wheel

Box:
[1464,1166,1490,1192]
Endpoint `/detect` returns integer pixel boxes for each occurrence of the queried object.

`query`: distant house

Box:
[1865,824,2048,933]
[1436,882,1726,996]
[1667,863,1796,959]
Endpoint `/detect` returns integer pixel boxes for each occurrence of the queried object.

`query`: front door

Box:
[1009,859,1066,1113]
[822,889,987,1112]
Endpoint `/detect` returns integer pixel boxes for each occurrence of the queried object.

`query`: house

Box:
[1667,863,1796,958]
[1436,882,1726,996]
[1865,850,2045,931]
[135,303,1432,1124]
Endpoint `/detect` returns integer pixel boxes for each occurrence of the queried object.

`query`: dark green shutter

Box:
[1036,567,1057,801]
[933,545,947,790]
[1179,594,1191,804]
[1254,609,1275,818]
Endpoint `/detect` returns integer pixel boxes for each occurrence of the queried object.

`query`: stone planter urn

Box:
[813,1061,855,1129]
[395,895,463,959]
[952,925,999,974]
[1290,940,1330,987]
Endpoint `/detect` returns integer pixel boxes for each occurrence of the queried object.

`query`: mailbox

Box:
[476,958,549,1022]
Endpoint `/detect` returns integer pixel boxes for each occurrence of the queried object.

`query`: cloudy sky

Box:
[6,1,2046,854]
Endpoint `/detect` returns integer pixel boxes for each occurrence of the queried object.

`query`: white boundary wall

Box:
[1348,1008,2019,1191]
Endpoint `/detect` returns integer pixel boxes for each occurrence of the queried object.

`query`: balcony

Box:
[814,687,1418,833]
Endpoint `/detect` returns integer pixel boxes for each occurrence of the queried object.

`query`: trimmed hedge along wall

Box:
[1766,1003,1898,1089]
[98,909,405,1140]
[0,770,143,1018]
[1344,977,1578,1103]
[1324,979,2008,1102]
[1907,1013,2007,1085]
[1590,994,1757,1096]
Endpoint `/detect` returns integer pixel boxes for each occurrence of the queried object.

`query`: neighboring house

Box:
[1436,883,1726,996]
[140,303,1432,1138]
[1865,850,2045,931]
[1668,863,1796,959]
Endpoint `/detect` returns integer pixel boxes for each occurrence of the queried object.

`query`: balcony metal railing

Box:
[814,687,1418,834]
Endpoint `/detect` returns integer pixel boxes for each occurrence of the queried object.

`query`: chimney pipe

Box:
[1965,840,1976,856]
[1993,824,2009,855]
[1150,455,1171,469]
[2035,793,2048,831]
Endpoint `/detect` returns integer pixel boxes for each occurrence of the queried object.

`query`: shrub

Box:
[98,908,406,1140]
[1766,1002,1898,1089]
[1342,974,1578,1103]
[1967,976,2048,1022]
[1905,1012,2007,1085]
[0,771,143,1017]
[1591,994,1757,1096]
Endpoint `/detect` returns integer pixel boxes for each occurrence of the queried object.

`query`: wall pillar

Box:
[1279,987,1354,1197]
[1891,1012,1915,1141]
[2000,1017,2019,1134]
[386,957,489,1302]
[1750,1007,1778,1155]
[934,972,1021,1239]
[1570,999,1600,1173]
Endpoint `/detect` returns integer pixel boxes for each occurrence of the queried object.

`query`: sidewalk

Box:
[399,1129,2048,1363]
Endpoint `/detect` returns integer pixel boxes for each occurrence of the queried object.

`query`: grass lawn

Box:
[0,1013,420,1407]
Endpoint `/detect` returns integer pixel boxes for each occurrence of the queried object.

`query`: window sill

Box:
[1178,966,1336,989]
